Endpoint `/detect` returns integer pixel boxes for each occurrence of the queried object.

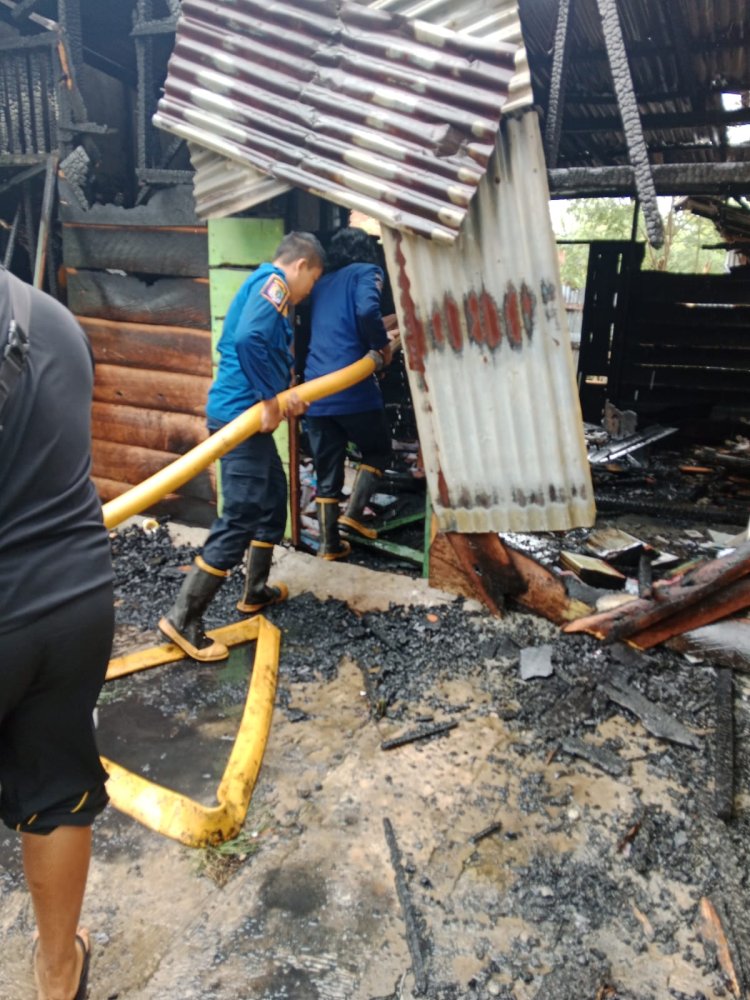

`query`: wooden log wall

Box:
[62,195,216,525]
[617,271,750,417]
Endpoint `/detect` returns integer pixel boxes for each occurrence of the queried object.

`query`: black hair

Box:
[325,227,379,272]
[273,231,326,270]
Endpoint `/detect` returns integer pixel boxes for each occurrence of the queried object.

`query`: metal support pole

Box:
[594,0,663,247]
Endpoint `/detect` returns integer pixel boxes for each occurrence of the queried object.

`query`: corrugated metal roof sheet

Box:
[154,0,524,242]
[381,110,595,533]
[189,143,291,219]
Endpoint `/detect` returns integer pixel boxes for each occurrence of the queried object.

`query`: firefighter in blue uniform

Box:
[159,232,325,662]
[304,227,393,560]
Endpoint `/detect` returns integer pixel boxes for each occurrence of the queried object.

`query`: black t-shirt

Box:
[0,276,112,633]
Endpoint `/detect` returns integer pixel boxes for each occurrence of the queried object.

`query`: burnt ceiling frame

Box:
[132,0,189,196]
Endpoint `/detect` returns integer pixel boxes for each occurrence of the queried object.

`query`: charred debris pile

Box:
[110,496,750,998]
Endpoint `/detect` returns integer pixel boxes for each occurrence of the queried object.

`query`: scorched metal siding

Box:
[382,111,595,533]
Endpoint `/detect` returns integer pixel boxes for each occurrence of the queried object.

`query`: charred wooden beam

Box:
[599,675,700,749]
[594,0,663,246]
[714,669,735,823]
[11,0,45,20]
[560,735,629,777]
[468,821,503,845]
[381,721,457,752]
[383,818,428,996]
[549,162,750,198]
[562,106,750,134]
[544,0,575,169]
[629,578,750,651]
[565,541,750,645]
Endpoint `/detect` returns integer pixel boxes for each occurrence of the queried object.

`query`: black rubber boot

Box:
[316,498,351,561]
[158,561,229,662]
[339,464,382,539]
[237,542,289,614]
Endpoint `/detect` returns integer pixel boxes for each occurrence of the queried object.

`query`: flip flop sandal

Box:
[73,933,91,1000]
[32,933,91,1000]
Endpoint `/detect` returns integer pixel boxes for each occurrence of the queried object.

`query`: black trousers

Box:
[306,409,391,498]
[201,421,287,571]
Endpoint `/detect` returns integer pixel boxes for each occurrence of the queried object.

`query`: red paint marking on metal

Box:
[444,294,463,352]
[504,281,523,350]
[465,291,483,345]
[480,289,502,349]
[432,309,446,349]
[394,233,427,374]
[520,282,535,341]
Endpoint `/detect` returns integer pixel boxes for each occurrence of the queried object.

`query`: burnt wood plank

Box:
[634,272,750,304]
[93,363,210,415]
[63,223,208,277]
[91,402,207,453]
[714,668,735,822]
[81,317,212,376]
[67,270,210,328]
[93,475,215,528]
[625,345,750,369]
[622,367,750,392]
[92,439,215,502]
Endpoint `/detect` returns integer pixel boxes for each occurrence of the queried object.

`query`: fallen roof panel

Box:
[154,0,523,241]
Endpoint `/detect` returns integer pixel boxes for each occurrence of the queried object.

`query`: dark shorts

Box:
[0,583,114,834]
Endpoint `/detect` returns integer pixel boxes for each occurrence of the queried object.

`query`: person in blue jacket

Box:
[159,232,324,662]
[304,227,394,560]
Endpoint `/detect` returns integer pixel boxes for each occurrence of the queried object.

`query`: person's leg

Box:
[338,409,392,538]
[23,826,90,1000]
[0,586,113,1000]
[306,416,351,558]
[235,434,290,612]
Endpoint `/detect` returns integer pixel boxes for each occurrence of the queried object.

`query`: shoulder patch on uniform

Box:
[259,274,289,313]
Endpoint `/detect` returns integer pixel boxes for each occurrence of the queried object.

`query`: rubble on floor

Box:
[92,525,750,999]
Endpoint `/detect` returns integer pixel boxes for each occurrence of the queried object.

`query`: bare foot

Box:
[33,927,89,1000]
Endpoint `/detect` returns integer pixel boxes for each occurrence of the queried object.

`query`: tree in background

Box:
[553,197,725,288]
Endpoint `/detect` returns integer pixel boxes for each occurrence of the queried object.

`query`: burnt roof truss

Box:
[594,0,663,247]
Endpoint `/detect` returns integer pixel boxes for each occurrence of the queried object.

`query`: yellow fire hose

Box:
[102,349,389,530]
[102,344,395,847]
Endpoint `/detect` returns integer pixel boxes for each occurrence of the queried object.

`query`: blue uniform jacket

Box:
[207,263,294,424]
[305,263,389,416]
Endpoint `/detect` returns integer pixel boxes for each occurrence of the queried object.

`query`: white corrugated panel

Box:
[189,143,291,219]
[381,110,595,533]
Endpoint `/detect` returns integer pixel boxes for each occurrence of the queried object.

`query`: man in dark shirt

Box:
[0,267,114,1000]
[158,232,324,662]
[304,227,393,559]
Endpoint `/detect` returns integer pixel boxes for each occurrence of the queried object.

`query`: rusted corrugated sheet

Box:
[189,143,291,219]
[154,0,521,242]
[382,110,595,533]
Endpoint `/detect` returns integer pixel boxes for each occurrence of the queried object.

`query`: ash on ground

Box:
[82,527,750,998]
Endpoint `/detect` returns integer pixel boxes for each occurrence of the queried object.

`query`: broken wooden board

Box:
[560,551,626,589]
[67,270,210,328]
[82,317,212,377]
[599,675,700,749]
[559,736,629,777]
[428,531,526,616]
[564,540,750,644]
[629,577,750,650]
[698,896,746,999]
[714,669,735,823]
